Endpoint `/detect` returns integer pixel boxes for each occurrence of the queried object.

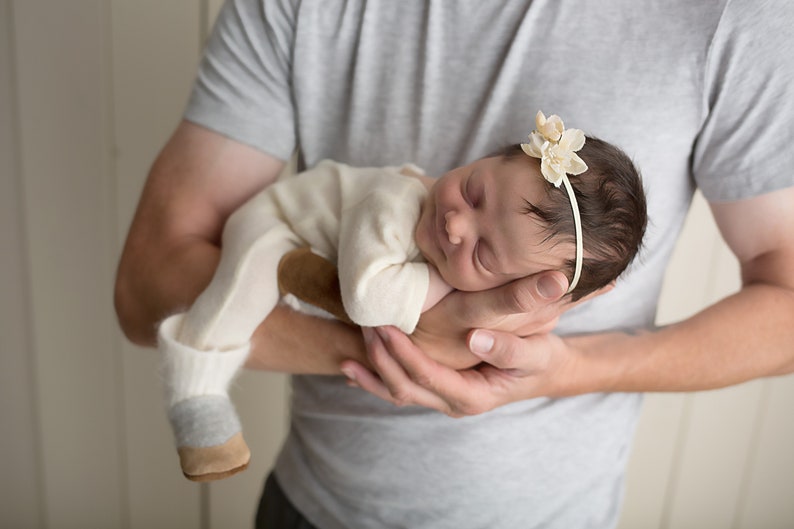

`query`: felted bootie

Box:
[158,314,251,481]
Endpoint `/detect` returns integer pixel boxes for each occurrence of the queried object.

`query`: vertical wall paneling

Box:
[12,1,124,527]
[0,1,44,526]
[617,393,687,529]
[110,1,204,527]
[617,193,716,529]
[205,0,225,41]
[655,192,723,326]
[664,198,751,529]
[737,377,794,528]
[619,191,743,529]
[666,382,765,529]
[208,372,290,529]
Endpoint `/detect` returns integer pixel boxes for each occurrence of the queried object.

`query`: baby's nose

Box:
[445,211,464,245]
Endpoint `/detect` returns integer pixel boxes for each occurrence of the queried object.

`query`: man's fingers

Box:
[468,329,551,374]
[494,271,569,316]
[453,270,568,325]
[340,361,393,401]
[346,326,564,418]
[355,327,459,413]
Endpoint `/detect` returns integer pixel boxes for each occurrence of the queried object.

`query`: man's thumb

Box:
[536,272,568,301]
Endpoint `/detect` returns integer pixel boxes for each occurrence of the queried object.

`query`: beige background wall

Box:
[1,1,792,528]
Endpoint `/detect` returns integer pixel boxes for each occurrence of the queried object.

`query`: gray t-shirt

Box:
[185,1,794,527]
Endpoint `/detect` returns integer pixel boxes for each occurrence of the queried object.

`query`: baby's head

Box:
[498,137,647,300]
[415,115,646,300]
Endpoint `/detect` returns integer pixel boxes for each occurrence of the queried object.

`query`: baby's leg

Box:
[158,191,302,481]
[179,192,303,348]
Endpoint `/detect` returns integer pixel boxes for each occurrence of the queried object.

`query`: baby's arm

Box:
[397,167,454,312]
[422,264,454,312]
[338,177,432,333]
[339,258,430,333]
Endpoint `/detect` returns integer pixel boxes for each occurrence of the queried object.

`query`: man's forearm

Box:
[116,240,365,375]
[114,237,221,346]
[573,284,794,394]
[247,305,367,374]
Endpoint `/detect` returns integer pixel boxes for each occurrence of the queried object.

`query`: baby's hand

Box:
[421,264,455,313]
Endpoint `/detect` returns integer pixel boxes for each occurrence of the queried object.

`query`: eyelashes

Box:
[463,175,474,207]
[474,239,492,274]
[464,173,490,273]
[464,174,481,208]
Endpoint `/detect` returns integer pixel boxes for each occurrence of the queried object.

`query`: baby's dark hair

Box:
[498,137,647,301]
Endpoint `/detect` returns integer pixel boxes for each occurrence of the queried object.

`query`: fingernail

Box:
[341,367,356,381]
[538,274,567,300]
[469,330,494,355]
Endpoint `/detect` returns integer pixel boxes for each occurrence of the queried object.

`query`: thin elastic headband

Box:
[520,111,587,293]
[559,175,583,293]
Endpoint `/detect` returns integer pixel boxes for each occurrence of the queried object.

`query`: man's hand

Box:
[409,270,613,369]
[340,325,591,417]
[408,270,570,369]
[339,270,614,414]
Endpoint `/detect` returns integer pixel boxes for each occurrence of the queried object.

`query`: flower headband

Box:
[520,111,587,293]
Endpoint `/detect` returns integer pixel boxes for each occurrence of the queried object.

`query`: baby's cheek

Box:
[443,262,488,293]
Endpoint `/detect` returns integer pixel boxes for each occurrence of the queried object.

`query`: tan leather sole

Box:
[278,247,354,325]
[178,432,251,482]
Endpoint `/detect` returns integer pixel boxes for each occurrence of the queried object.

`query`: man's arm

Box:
[580,186,794,392]
[114,120,367,374]
[340,186,794,416]
[114,120,286,343]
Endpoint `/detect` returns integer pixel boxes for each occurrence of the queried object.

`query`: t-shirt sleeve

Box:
[183,0,298,160]
[692,0,794,202]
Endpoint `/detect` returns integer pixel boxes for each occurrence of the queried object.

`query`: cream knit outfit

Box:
[158,160,429,477]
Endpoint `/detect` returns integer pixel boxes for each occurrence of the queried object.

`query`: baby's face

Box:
[415,156,573,292]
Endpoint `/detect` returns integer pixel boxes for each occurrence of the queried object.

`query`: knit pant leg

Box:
[157,191,302,479]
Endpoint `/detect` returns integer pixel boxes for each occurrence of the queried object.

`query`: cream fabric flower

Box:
[521,111,588,187]
[536,111,564,142]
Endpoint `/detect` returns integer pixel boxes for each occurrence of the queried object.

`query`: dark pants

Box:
[255,473,319,529]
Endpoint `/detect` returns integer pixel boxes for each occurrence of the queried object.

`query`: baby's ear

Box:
[277,247,354,325]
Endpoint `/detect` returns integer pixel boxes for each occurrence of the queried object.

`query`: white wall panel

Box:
[737,377,794,529]
[110,1,205,527]
[618,192,718,529]
[666,381,765,529]
[12,1,124,527]
[619,191,748,529]
[208,372,290,529]
[662,194,749,529]
[0,2,44,526]
[618,393,687,529]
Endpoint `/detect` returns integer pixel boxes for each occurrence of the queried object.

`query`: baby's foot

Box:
[168,395,250,481]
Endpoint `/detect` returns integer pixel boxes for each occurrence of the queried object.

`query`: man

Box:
[115,1,794,527]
